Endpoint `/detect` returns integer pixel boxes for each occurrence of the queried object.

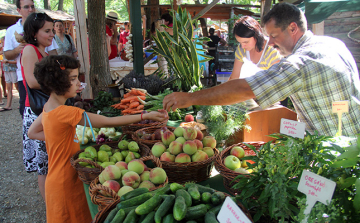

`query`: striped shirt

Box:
[245,31,360,137]
[235,40,281,70]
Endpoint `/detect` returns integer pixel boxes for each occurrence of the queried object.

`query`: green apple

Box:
[224,155,241,170]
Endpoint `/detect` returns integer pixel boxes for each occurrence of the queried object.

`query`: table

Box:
[109,57,158,80]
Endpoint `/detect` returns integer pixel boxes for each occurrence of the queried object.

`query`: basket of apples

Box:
[150,126,219,184]
[89,155,168,211]
[121,110,169,134]
[132,126,176,147]
[214,142,265,196]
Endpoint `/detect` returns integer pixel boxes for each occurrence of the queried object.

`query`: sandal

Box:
[0,107,12,112]
[0,102,4,105]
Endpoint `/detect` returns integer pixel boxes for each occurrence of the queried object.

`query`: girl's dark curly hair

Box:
[24,12,53,47]
[34,55,80,95]
[233,16,265,52]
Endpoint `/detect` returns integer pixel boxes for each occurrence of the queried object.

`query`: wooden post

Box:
[261,0,272,23]
[129,0,145,75]
[73,0,92,99]
[312,21,324,36]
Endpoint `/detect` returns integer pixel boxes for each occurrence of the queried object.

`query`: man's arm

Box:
[48,49,58,56]
[4,43,26,60]
[163,79,255,111]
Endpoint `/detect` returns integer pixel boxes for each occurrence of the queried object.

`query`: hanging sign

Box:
[280,118,306,139]
[217,197,252,223]
[332,101,349,136]
[297,170,336,223]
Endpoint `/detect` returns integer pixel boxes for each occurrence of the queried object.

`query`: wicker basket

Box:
[149,148,219,184]
[70,135,149,184]
[91,188,253,223]
[214,142,265,196]
[132,126,176,147]
[89,155,168,211]
[121,118,168,134]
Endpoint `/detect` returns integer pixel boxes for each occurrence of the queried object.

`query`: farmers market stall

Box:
[109,57,158,81]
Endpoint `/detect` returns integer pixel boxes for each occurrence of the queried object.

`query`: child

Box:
[28,55,168,223]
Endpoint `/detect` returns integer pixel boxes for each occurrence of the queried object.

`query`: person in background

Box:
[207,27,227,72]
[161,13,173,35]
[118,22,130,54]
[4,0,58,118]
[105,11,119,60]
[21,12,55,202]
[53,20,77,58]
[163,3,360,137]
[118,25,125,42]
[0,37,4,105]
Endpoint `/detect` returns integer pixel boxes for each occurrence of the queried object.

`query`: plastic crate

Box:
[216,71,231,83]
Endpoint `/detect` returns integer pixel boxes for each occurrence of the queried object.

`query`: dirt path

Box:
[0,90,46,223]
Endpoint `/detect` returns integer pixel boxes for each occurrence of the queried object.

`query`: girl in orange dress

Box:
[27,55,168,223]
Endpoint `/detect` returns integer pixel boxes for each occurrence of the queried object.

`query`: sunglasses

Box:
[54,20,63,23]
[33,13,46,21]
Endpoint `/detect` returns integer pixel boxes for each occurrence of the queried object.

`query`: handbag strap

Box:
[82,111,96,143]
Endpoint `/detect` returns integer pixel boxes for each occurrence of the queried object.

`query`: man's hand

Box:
[16,43,26,54]
[163,92,192,111]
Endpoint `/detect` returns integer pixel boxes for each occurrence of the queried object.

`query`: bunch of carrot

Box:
[111,88,146,115]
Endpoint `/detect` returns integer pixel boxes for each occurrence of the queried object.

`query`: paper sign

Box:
[332,101,349,113]
[217,197,252,223]
[298,170,336,223]
[280,118,306,139]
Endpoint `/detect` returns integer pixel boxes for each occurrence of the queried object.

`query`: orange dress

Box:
[42,105,92,223]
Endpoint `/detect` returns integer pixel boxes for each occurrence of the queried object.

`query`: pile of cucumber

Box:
[103,182,231,223]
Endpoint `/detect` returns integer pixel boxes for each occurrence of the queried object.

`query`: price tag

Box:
[332,101,349,136]
[217,197,252,223]
[280,118,306,139]
[297,170,336,223]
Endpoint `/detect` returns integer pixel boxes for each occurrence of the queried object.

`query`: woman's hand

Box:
[145,110,169,122]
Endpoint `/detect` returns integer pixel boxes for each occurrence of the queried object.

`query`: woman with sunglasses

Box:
[229,16,281,80]
[20,12,54,203]
[53,20,77,57]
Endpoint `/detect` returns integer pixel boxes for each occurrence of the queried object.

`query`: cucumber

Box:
[205,212,219,223]
[170,182,184,193]
[104,207,119,223]
[117,192,153,210]
[184,183,216,194]
[154,194,175,223]
[138,214,147,223]
[162,213,176,223]
[152,184,171,196]
[110,209,125,223]
[123,209,138,223]
[120,187,149,201]
[187,184,200,201]
[186,221,197,223]
[173,196,187,221]
[140,211,155,223]
[208,204,222,215]
[176,189,192,207]
[211,192,226,205]
[201,192,212,203]
[121,206,138,215]
[135,194,163,215]
[184,204,207,220]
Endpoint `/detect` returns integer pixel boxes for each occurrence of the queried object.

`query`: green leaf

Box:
[338,176,357,189]
[354,178,360,211]
[330,158,358,168]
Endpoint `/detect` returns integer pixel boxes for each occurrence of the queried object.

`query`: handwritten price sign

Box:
[218,197,252,223]
[298,170,336,223]
[280,118,306,139]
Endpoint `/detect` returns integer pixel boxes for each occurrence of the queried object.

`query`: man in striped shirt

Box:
[163,3,360,137]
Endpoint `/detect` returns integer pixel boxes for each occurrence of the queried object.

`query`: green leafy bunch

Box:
[88,91,117,116]
[150,7,212,92]
[232,132,360,222]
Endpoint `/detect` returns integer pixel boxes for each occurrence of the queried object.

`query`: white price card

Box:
[217,197,252,223]
[297,170,336,223]
[280,118,306,139]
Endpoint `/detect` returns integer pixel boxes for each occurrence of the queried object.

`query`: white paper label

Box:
[280,118,306,139]
[217,197,252,223]
[332,101,349,113]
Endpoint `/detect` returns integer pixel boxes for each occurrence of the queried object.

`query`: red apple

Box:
[184,114,194,122]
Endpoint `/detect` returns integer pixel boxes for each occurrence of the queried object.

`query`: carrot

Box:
[130,99,137,104]
[119,105,127,110]
[137,105,144,110]
[130,110,143,114]
[129,101,140,109]
[121,96,145,104]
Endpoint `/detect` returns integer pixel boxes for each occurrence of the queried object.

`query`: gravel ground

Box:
[0,90,46,223]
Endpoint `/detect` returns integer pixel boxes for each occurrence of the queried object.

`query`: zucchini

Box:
[140,211,155,223]
[120,187,149,201]
[211,192,226,205]
[110,209,126,223]
[201,192,212,203]
[104,207,119,223]
[173,196,187,221]
[117,192,153,210]
[187,184,200,201]
[205,212,219,223]
[176,189,192,207]
[162,213,177,223]
[184,183,216,194]
[123,209,138,223]
[170,182,184,193]
[135,194,163,215]
[184,204,207,220]
[154,194,175,223]
[208,204,222,215]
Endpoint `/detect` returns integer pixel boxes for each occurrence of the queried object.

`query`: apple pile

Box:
[224,146,254,174]
[77,140,142,169]
[97,161,167,197]
[151,126,217,163]
[136,126,169,141]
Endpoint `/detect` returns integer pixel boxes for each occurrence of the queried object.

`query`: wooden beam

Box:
[141,4,261,9]
[73,0,92,99]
